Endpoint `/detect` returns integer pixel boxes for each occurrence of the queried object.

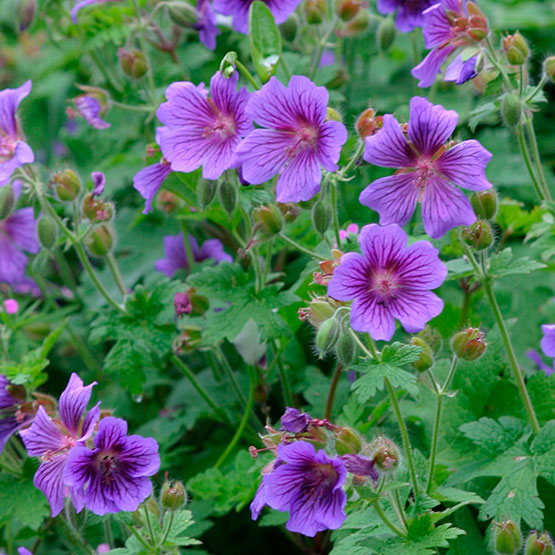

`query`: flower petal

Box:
[0,80,32,137]
[389,289,444,333]
[316,120,348,172]
[0,235,28,284]
[541,325,555,358]
[20,406,66,456]
[411,45,455,88]
[276,150,322,203]
[58,373,96,437]
[399,240,448,289]
[118,435,160,477]
[133,163,172,214]
[327,252,369,301]
[351,293,397,341]
[5,207,40,254]
[34,454,68,517]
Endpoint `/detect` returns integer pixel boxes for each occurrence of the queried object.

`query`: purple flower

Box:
[133,161,172,214]
[341,453,379,483]
[360,97,492,239]
[196,0,220,49]
[71,0,121,22]
[0,549,34,555]
[64,417,160,515]
[280,407,311,433]
[541,325,555,359]
[411,0,488,88]
[0,81,34,183]
[327,224,447,341]
[213,0,302,34]
[74,95,110,130]
[91,172,105,196]
[0,206,40,285]
[236,76,347,203]
[250,441,347,536]
[526,349,554,376]
[156,71,251,180]
[338,223,359,244]
[0,375,30,454]
[154,232,232,277]
[376,0,434,32]
[20,373,100,516]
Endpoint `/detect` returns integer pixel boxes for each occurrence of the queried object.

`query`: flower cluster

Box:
[20,374,160,516]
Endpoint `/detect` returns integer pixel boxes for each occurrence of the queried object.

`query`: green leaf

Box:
[488,248,546,278]
[248,1,281,82]
[0,473,49,530]
[445,257,474,280]
[532,420,555,485]
[468,101,500,132]
[459,416,529,455]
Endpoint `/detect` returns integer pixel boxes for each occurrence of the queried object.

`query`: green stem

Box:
[525,75,548,103]
[179,220,195,271]
[89,50,124,93]
[485,36,514,92]
[278,233,327,260]
[482,279,540,433]
[330,179,341,247]
[106,252,128,297]
[143,505,155,546]
[324,362,342,420]
[235,60,261,90]
[338,141,364,177]
[280,54,292,80]
[53,249,79,296]
[214,365,256,468]
[275,343,295,407]
[111,99,155,112]
[309,16,339,81]
[372,500,408,539]
[158,510,174,549]
[517,123,544,201]
[392,488,408,531]
[213,345,247,407]
[384,376,420,497]
[133,0,157,102]
[128,524,152,551]
[524,116,552,201]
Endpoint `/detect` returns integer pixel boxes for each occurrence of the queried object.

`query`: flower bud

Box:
[37,216,58,250]
[280,13,299,42]
[470,189,497,220]
[0,186,15,220]
[160,480,187,510]
[503,32,529,66]
[278,202,301,223]
[304,0,326,24]
[255,205,284,236]
[316,317,341,357]
[543,57,555,83]
[118,48,148,79]
[16,0,36,30]
[356,107,383,139]
[218,179,237,215]
[85,224,114,257]
[336,0,363,21]
[377,16,396,52]
[501,93,522,127]
[410,337,434,373]
[461,220,493,251]
[451,327,487,360]
[416,325,442,354]
[335,331,357,365]
[367,436,400,472]
[312,200,332,235]
[197,178,217,210]
[338,9,370,37]
[494,520,522,555]
[526,531,554,555]
[6,382,25,400]
[174,292,192,317]
[335,427,362,455]
[54,169,81,201]
[82,194,114,222]
[466,2,489,40]
[167,1,198,27]
[307,298,336,327]
[326,107,342,122]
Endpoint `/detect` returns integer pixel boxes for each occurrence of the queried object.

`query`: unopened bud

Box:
[6,383,26,401]
[368,436,400,472]
[161,480,187,510]
[174,292,192,317]
[307,298,336,327]
[410,337,434,373]
[503,32,529,66]
[335,427,362,455]
[462,220,493,251]
[167,1,198,27]
[37,217,58,249]
[335,331,357,365]
[280,14,298,42]
[82,194,114,222]
[197,179,217,210]
[451,327,487,360]
[118,49,148,79]
[494,520,522,555]
[338,9,370,37]
[278,202,301,223]
[16,0,36,30]
[356,107,383,138]
[85,224,114,257]
[501,92,522,127]
[304,0,326,24]
[218,179,237,216]
[312,200,332,235]
[470,189,497,220]
[336,0,363,21]
[416,325,442,354]
[255,205,283,236]
[316,318,341,356]
[0,186,15,220]
[54,169,81,201]
[526,531,554,555]
[543,57,555,83]
[377,16,396,52]
[466,2,489,40]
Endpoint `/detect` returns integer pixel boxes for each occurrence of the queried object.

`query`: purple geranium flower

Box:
[133,160,172,214]
[360,96,492,239]
[0,375,30,454]
[0,549,33,555]
[541,325,555,359]
[236,76,347,203]
[280,407,311,433]
[74,95,110,130]
[411,0,488,88]
[71,0,121,22]
[0,206,40,285]
[20,373,101,516]
[196,0,220,49]
[156,71,251,180]
[526,349,554,376]
[327,224,447,341]
[0,81,34,183]
[250,441,347,536]
[91,172,105,196]
[64,417,160,516]
[213,0,302,34]
[376,0,434,32]
[154,232,232,277]
[341,453,379,483]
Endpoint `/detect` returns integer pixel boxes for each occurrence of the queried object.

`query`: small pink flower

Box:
[3,299,18,314]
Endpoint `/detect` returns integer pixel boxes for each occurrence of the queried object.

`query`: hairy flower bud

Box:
[54,169,81,201]
[367,436,400,472]
[38,216,58,249]
[461,220,493,251]
[543,57,555,83]
[218,179,237,215]
[82,194,114,222]
[335,331,357,365]
[377,16,396,52]
[410,337,434,373]
[118,48,148,79]
[501,93,522,127]
[451,327,487,360]
[0,185,15,220]
[280,14,299,42]
[278,202,301,223]
[494,520,522,555]
[335,427,362,455]
[312,200,332,235]
[161,480,187,510]
[356,107,383,139]
[304,0,326,24]
[255,205,284,236]
[526,532,554,555]
[167,1,198,27]
[417,325,442,354]
[466,2,489,40]
[85,224,114,257]
[316,317,341,357]
[197,179,217,210]
[307,298,336,327]
[470,189,497,220]
[503,32,529,66]
[336,0,363,21]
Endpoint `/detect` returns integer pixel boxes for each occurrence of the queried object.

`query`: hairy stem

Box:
[324,363,343,420]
